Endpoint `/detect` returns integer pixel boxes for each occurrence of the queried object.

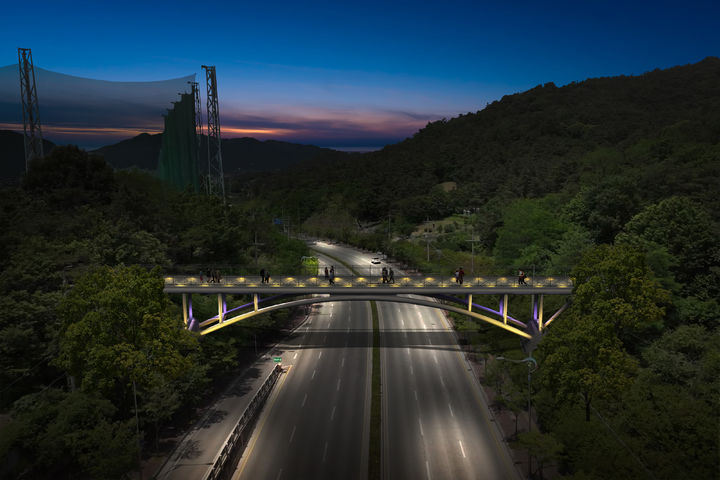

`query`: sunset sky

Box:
[1,0,718,150]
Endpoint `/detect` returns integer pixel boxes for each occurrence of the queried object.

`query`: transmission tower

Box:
[189,81,204,188]
[17,48,44,170]
[202,65,225,200]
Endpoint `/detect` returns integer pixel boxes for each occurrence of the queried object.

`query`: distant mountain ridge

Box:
[0,130,336,179]
[94,134,334,173]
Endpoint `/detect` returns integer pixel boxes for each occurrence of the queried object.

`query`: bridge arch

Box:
[185,292,568,339]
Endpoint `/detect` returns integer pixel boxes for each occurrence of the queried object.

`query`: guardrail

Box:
[164,274,572,289]
[204,364,283,480]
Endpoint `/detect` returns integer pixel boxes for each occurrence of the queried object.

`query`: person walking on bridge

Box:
[389,268,395,284]
[264,270,270,284]
[329,266,335,285]
[324,266,329,282]
[260,268,266,284]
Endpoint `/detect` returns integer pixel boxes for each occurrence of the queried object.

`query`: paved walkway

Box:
[153,338,298,479]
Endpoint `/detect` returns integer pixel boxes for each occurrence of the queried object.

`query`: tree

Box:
[539,245,669,420]
[570,244,669,341]
[494,198,568,268]
[0,389,136,479]
[54,265,198,415]
[514,430,564,480]
[618,196,719,295]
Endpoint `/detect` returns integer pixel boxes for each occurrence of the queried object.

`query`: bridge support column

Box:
[468,294,473,312]
[253,293,258,312]
[218,294,226,323]
[537,295,544,331]
[502,294,508,324]
[184,294,198,331]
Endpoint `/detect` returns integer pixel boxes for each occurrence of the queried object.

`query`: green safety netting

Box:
[156,92,200,192]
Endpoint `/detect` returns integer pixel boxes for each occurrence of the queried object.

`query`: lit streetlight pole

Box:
[496,355,538,479]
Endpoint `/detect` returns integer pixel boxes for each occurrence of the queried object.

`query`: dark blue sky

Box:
[1,0,718,149]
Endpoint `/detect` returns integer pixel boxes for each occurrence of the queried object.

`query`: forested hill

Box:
[94,134,335,173]
[252,57,720,224]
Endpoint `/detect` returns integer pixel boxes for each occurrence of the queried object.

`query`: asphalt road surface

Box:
[234,259,372,480]
[234,241,517,479]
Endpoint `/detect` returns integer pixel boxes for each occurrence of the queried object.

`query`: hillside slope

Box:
[252,57,720,223]
[93,134,334,173]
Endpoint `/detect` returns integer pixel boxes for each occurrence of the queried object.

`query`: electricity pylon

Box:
[18,48,44,170]
[201,65,225,200]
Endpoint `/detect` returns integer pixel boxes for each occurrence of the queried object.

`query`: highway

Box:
[234,258,372,480]
[233,241,517,479]
[380,300,516,479]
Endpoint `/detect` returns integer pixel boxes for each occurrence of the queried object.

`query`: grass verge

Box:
[369,300,381,480]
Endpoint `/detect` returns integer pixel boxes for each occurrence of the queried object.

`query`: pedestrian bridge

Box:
[164,274,572,338]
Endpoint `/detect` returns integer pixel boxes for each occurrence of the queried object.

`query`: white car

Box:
[371,257,381,264]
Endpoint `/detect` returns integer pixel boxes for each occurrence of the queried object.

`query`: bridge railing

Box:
[163,272,572,289]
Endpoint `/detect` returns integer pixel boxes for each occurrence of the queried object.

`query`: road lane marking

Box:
[458,439,466,458]
[311,369,316,379]
[440,378,445,388]
[410,366,414,376]
[336,378,341,391]
[276,468,282,480]
[293,352,298,360]
[426,460,431,479]
[318,351,323,359]
[406,347,410,355]
[234,365,292,477]
[323,442,328,462]
[301,393,307,407]
[289,425,296,443]
[418,418,424,436]
[414,390,418,402]
[401,319,405,326]
[448,403,454,417]
[433,353,438,364]
[341,357,345,368]
[330,405,336,421]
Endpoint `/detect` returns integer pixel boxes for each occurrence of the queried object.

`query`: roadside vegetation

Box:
[1,58,718,479]
[0,146,311,479]
[247,58,720,479]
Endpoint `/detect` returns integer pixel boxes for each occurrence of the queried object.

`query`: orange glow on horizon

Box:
[221,126,294,137]
[0,123,163,138]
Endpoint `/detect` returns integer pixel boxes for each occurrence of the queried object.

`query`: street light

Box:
[496,355,538,479]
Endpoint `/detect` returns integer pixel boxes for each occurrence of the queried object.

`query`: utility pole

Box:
[253,231,264,268]
[202,65,225,201]
[466,231,481,274]
[497,356,537,479]
[17,48,44,170]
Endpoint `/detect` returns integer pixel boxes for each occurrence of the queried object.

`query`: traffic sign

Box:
[273,357,282,363]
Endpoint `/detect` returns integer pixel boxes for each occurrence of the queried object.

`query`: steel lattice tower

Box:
[189,81,204,189]
[18,48,44,170]
[202,65,225,200]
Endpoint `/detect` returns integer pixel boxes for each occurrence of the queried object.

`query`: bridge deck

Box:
[163,274,572,295]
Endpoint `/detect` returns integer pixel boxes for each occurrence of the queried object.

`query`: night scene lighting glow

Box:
[1,0,718,150]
